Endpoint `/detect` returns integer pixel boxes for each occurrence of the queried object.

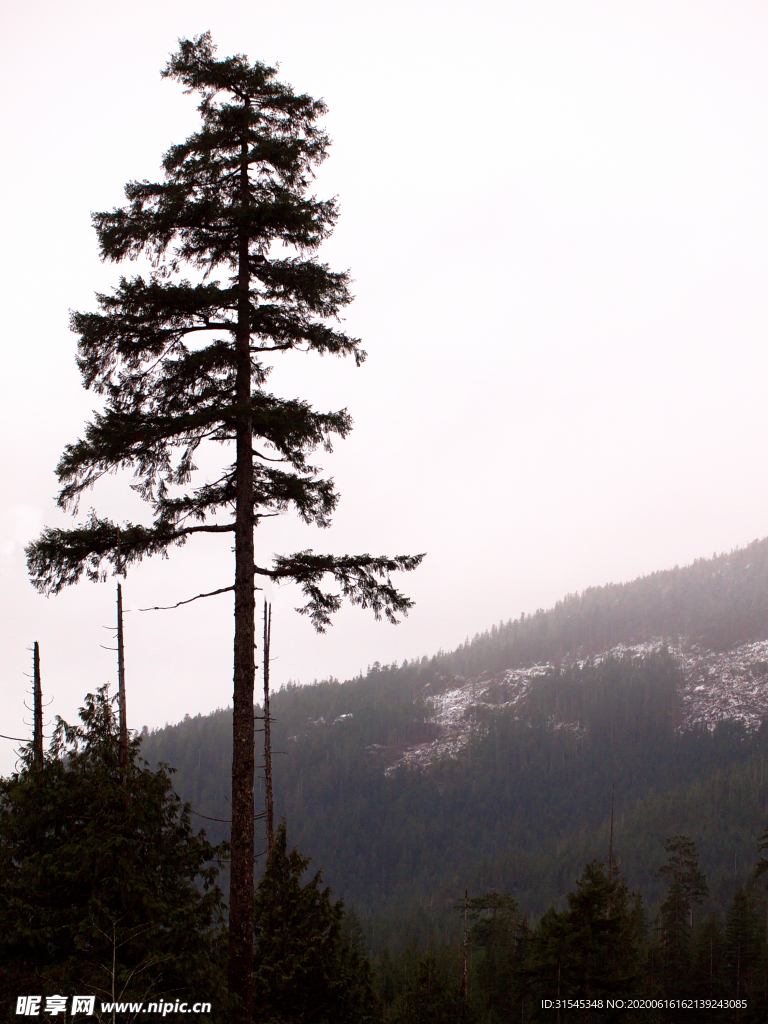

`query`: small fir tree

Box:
[465,892,526,1021]
[388,950,467,1024]
[690,912,727,1007]
[253,822,379,1024]
[752,820,768,947]
[0,688,226,1017]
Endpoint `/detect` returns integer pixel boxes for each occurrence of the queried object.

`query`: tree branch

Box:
[174,522,236,536]
[139,585,235,611]
[252,448,286,463]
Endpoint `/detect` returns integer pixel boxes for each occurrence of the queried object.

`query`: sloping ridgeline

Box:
[442,535,768,674]
[141,539,768,950]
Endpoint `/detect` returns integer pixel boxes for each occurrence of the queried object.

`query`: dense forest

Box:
[6,669,768,1022]
[137,539,768,1019]
[142,651,768,953]
[6,541,768,1017]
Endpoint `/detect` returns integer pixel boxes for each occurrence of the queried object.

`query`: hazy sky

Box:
[2,0,768,771]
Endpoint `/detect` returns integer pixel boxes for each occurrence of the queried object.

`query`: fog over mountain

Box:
[139,538,768,948]
[4,2,768,772]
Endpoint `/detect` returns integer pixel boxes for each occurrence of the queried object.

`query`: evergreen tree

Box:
[724,887,759,1001]
[752,821,768,950]
[374,948,399,1012]
[750,822,768,1018]
[524,906,570,1020]
[25,33,422,1019]
[656,835,708,996]
[754,821,768,885]
[0,688,226,1017]
[525,861,645,1022]
[465,893,525,1022]
[253,822,379,1024]
[690,913,727,1005]
[569,862,645,1001]
[387,950,466,1024]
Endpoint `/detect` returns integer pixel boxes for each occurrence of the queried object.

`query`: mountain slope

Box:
[140,538,768,949]
[440,536,768,675]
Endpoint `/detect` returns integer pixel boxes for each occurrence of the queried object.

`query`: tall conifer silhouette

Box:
[26,33,422,1019]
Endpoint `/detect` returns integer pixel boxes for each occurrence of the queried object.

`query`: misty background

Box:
[2,0,768,773]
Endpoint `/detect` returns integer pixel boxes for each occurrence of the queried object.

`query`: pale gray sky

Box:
[3,0,768,771]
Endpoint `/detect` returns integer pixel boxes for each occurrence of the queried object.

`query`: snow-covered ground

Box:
[678,639,768,730]
[380,638,768,774]
[382,663,549,775]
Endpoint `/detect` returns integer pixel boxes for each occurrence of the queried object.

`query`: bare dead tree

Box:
[263,601,274,857]
[33,641,43,766]
[117,582,128,772]
[115,529,128,773]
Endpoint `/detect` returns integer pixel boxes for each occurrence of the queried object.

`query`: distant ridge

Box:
[435,537,768,678]
[141,537,768,941]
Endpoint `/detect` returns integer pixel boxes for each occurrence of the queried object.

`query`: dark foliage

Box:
[142,651,768,942]
[0,689,226,1020]
[655,836,708,994]
[465,893,528,1022]
[524,862,645,1021]
[24,29,422,626]
[383,949,467,1024]
[253,822,379,1024]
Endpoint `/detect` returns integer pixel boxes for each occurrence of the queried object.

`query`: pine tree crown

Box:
[27,33,423,628]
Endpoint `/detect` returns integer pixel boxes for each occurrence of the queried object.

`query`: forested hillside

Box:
[441,536,768,675]
[141,539,768,954]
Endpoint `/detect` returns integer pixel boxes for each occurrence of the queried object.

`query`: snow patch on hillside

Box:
[383,664,548,775]
[679,639,768,730]
[382,638,768,775]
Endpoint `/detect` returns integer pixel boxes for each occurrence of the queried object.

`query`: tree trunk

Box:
[117,582,128,772]
[228,101,256,1024]
[263,601,274,857]
[33,641,43,766]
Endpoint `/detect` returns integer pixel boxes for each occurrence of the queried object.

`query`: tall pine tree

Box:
[26,34,422,1020]
[525,861,645,1020]
[656,835,708,996]
[724,887,760,1002]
